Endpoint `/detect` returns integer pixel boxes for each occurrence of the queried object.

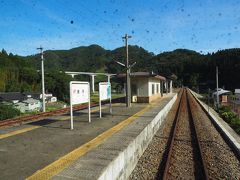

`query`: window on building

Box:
[156,84,159,94]
[152,84,155,95]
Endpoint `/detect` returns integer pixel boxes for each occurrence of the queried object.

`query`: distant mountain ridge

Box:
[25,45,240,91]
[1,45,240,95]
[26,45,152,72]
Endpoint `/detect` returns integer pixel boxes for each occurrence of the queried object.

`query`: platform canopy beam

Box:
[65,71,116,93]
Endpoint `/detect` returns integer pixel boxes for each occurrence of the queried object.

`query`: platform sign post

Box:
[99,82,111,118]
[70,81,91,130]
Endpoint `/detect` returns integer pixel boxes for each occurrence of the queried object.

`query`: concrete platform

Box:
[0,93,177,180]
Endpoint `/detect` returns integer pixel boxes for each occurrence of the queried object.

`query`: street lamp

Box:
[37,46,46,112]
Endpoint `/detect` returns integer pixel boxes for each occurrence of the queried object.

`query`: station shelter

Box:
[117,72,173,103]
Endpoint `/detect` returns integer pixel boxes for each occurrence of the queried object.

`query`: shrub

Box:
[219,106,240,135]
[0,104,20,121]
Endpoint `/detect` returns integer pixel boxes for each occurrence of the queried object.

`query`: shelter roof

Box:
[0,92,25,102]
[212,89,231,96]
[117,72,166,81]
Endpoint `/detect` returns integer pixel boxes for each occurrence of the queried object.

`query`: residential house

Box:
[0,92,42,113]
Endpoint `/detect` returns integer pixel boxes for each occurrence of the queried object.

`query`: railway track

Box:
[0,97,124,128]
[130,88,240,179]
[161,88,240,179]
[162,88,208,179]
[187,89,240,178]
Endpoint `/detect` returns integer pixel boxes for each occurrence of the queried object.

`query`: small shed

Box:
[117,72,171,103]
[212,88,231,105]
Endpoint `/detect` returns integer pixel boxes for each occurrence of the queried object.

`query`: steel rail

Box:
[0,97,124,128]
[162,88,209,180]
[162,88,185,179]
[186,89,209,180]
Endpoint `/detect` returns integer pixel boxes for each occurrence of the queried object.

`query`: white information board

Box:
[99,82,111,100]
[70,81,91,130]
[99,82,112,118]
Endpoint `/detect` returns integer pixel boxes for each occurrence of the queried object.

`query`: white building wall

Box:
[51,97,57,102]
[135,78,148,97]
[28,104,35,111]
[148,80,151,96]
[27,101,41,111]
[148,78,161,96]
[131,77,162,98]
[170,80,173,93]
[158,82,161,94]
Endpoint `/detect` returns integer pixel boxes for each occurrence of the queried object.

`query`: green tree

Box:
[5,79,21,92]
[1,49,8,56]
[45,71,72,102]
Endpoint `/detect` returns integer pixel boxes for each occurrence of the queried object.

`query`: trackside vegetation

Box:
[218,106,240,135]
[0,104,20,121]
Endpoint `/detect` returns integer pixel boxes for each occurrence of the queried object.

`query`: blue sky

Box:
[0,0,240,55]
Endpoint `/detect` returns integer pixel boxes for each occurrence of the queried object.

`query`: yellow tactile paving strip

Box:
[26,103,153,180]
[0,126,40,140]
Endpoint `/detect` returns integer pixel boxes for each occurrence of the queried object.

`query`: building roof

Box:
[168,74,178,80]
[23,92,41,100]
[117,72,166,81]
[212,89,231,96]
[0,92,25,102]
[22,98,40,104]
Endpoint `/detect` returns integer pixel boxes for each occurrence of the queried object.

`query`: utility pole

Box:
[37,46,46,112]
[208,88,210,113]
[216,66,219,110]
[122,34,132,107]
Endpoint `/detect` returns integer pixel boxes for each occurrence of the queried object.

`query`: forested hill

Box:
[26,45,110,72]
[0,45,240,101]
[26,44,154,73]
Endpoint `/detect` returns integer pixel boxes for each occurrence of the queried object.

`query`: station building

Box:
[117,72,173,103]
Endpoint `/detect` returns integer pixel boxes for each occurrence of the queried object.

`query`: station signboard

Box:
[70,81,91,130]
[71,83,89,105]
